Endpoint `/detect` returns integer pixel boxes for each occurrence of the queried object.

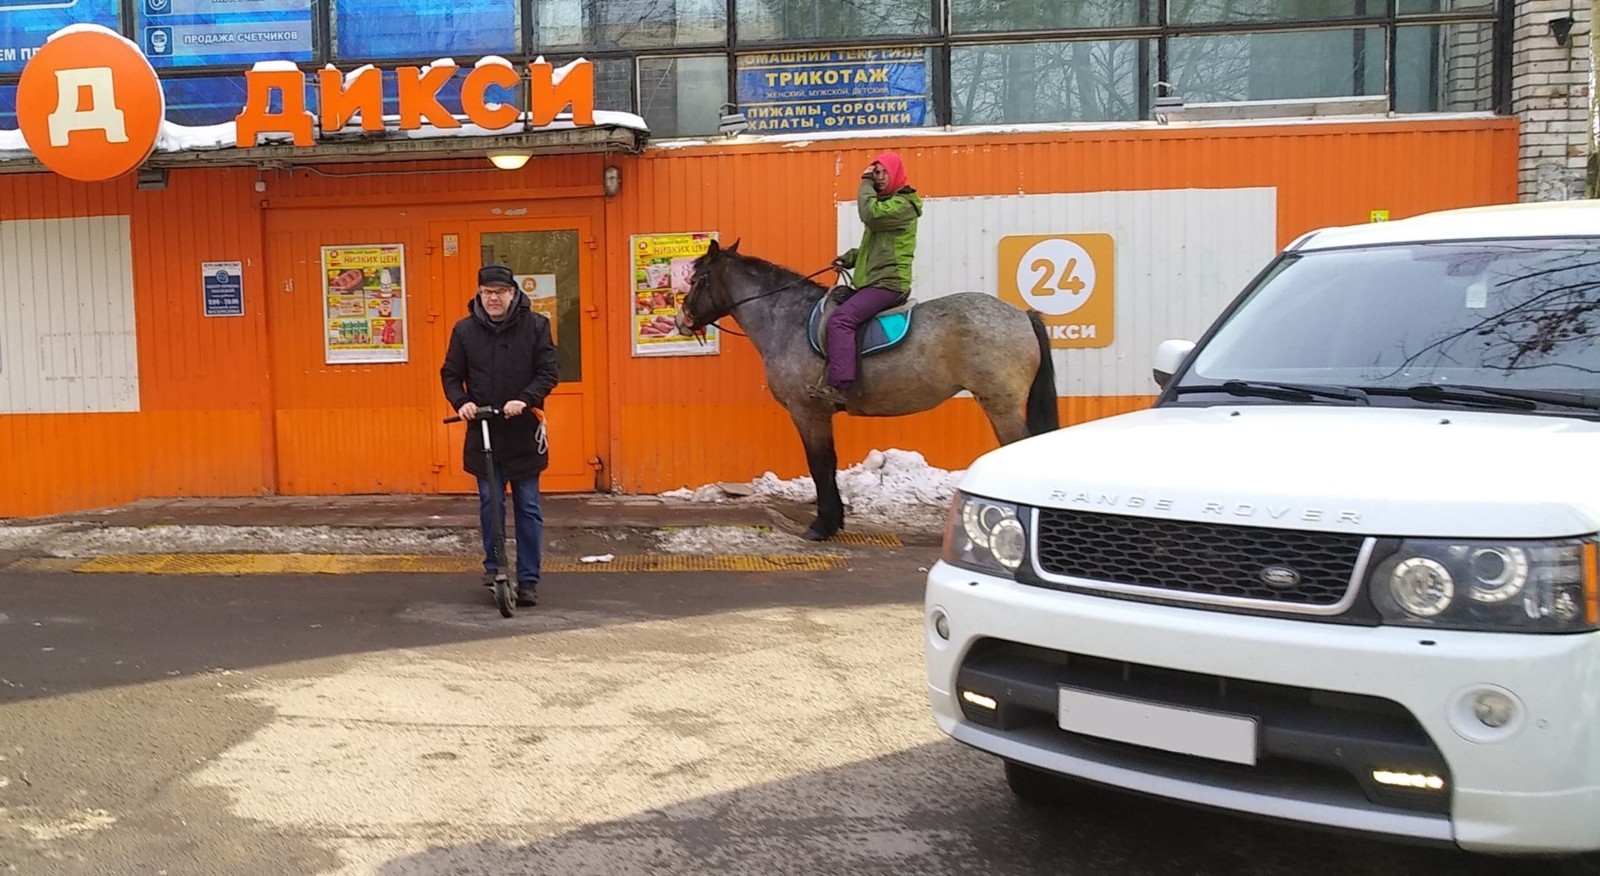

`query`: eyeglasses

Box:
[478,287,514,296]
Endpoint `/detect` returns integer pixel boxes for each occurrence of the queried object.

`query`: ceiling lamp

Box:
[488,151,532,170]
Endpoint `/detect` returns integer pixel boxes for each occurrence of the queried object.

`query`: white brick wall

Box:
[1514,0,1593,200]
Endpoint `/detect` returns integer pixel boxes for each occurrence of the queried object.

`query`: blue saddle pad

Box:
[807,296,913,359]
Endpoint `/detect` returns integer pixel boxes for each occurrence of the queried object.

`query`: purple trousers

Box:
[826,285,900,390]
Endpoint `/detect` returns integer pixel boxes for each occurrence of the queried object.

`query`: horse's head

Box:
[677,238,740,336]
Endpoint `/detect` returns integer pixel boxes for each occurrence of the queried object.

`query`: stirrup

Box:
[806,379,848,404]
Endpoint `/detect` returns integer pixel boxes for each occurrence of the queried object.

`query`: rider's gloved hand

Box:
[829,286,853,305]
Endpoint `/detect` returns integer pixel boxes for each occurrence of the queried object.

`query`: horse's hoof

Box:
[803,528,828,541]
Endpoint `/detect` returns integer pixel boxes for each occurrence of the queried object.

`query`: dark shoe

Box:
[482,572,497,588]
[516,585,538,607]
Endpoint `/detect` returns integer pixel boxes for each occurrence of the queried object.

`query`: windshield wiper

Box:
[1361,384,1600,412]
[1170,380,1370,404]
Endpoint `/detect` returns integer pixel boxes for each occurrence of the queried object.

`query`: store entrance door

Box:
[432,215,601,493]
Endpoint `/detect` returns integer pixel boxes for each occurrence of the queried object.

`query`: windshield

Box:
[1178,238,1600,399]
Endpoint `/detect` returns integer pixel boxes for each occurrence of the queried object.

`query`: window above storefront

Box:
[0,0,1509,140]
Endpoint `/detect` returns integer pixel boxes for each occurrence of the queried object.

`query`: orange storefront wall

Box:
[0,118,1518,516]
[600,118,1519,494]
[0,169,274,516]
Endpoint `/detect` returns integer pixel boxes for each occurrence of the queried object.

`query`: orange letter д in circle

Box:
[17,26,165,183]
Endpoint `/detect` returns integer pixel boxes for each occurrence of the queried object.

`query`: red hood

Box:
[874,151,908,192]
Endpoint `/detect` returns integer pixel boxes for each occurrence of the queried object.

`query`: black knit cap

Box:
[478,264,515,288]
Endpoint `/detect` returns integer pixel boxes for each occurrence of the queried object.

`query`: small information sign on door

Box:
[203,261,244,317]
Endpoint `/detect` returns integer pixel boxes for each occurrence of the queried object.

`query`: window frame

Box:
[0,0,1509,133]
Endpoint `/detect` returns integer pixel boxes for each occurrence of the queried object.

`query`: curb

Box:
[8,552,852,575]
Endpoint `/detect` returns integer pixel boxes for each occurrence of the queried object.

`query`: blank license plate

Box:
[1058,687,1258,766]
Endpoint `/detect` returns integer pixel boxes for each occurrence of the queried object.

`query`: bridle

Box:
[681,262,842,341]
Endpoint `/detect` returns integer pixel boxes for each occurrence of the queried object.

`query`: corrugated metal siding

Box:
[0,118,1520,514]
[605,119,1518,493]
[257,191,610,497]
[263,209,441,495]
[258,156,605,200]
[0,169,271,517]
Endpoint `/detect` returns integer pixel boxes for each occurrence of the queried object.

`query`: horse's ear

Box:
[728,238,741,253]
[706,239,721,258]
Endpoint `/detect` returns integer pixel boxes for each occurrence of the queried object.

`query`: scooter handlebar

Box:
[442,406,505,424]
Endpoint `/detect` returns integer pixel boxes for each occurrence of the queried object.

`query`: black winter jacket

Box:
[440,290,560,480]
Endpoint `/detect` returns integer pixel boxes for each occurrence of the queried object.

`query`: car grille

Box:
[1032,509,1367,608]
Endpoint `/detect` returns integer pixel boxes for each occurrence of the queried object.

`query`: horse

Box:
[676,239,1060,541]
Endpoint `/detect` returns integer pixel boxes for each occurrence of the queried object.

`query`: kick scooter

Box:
[443,406,516,618]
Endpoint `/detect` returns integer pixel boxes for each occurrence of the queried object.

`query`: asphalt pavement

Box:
[0,494,1564,875]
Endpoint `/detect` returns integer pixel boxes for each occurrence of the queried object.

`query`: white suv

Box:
[924,202,1600,860]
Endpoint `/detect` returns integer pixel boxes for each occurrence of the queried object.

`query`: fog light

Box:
[1448,684,1525,743]
[931,609,950,640]
[1472,690,1516,728]
[1372,770,1445,791]
[961,690,997,710]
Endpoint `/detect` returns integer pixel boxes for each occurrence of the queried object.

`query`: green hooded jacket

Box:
[837,177,923,301]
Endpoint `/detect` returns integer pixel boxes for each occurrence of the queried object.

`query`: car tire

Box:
[1003,760,1073,806]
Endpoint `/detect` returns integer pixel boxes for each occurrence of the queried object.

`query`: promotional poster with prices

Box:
[631,232,718,357]
[322,244,408,364]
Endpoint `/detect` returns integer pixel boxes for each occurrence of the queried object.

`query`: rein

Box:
[693,264,841,340]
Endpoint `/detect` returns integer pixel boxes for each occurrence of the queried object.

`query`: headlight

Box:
[942,493,1028,577]
[1368,539,1598,632]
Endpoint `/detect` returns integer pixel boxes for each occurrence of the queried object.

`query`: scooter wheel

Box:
[494,577,515,618]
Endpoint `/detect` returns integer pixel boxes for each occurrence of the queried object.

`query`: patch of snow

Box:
[249,60,304,73]
[48,525,475,557]
[552,58,586,84]
[342,63,378,86]
[642,112,1499,153]
[657,525,816,555]
[662,449,962,533]
[475,55,515,70]
[422,58,459,74]
[0,524,69,551]
[579,554,614,564]
[158,120,236,151]
[18,808,117,842]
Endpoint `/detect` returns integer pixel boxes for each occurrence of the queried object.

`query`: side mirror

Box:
[1152,339,1196,389]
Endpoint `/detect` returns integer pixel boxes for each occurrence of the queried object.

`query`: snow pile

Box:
[663,449,964,530]
[42,524,475,557]
[0,524,70,551]
[656,525,817,555]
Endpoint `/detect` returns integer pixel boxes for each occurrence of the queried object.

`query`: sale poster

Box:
[630,232,718,357]
[321,244,408,364]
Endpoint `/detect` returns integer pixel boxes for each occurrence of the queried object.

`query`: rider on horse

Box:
[814,151,923,402]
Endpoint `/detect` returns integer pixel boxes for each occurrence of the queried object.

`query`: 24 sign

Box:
[998,234,1115,349]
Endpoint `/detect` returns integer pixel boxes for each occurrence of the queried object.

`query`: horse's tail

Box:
[1025,311,1060,436]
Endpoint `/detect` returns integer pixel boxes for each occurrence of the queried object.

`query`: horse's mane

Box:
[723,250,827,302]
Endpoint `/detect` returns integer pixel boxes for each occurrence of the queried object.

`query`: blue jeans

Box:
[477,474,543,588]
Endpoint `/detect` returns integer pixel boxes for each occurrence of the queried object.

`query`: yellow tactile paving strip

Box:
[826,532,903,547]
[63,553,848,575]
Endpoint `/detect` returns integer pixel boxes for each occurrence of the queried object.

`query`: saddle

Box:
[806,287,915,360]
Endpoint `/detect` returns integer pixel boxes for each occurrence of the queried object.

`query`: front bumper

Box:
[924,561,1600,855]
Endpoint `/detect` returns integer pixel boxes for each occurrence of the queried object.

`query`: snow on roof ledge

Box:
[0,110,648,164]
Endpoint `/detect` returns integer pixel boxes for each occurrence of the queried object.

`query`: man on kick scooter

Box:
[441,264,560,608]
